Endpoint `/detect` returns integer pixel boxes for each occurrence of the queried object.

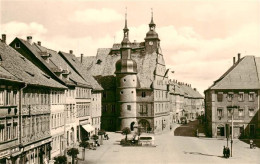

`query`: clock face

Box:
[149,41,153,45]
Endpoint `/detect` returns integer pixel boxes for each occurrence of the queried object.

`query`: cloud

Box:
[0,21,47,43]
[2,20,259,95]
[69,8,124,23]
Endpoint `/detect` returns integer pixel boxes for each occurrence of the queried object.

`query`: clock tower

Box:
[144,9,160,54]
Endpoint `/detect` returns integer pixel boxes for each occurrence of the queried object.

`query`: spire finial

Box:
[124,7,128,29]
[150,8,155,25]
[151,8,153,19]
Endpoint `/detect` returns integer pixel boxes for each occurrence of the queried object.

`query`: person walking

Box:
[223,146,226,158]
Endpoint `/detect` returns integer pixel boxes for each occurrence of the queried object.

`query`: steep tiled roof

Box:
[15,38,90,88]
[169,81,203,99]
[59,51,103,91]
[81,47,157,89]
[0,65,22,82]
[0,42,66,88]
[209,56,260,90]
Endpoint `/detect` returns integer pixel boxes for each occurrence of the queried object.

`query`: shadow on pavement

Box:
[239,139,260,148]
[184,151,223,158]
[174,120,206,137]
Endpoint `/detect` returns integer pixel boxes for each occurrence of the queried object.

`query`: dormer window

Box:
[15,42,20,48]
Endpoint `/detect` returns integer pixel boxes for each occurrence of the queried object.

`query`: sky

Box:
[1,0,260,95]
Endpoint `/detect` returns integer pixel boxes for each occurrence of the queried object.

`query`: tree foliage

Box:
[121,127,131,141]
[79,141,89,149]
[67,148,79,164]
[54,155,67,164]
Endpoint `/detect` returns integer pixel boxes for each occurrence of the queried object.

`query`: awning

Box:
[82,124,95,132]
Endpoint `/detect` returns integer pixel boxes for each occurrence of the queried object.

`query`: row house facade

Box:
[81,15,172,133]
[9,38,96,159]
[169,80,204,125]
[59,51,103,136]
[0,38,67,164]
[205,54,260,139]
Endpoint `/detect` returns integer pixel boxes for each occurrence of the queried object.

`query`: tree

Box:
[67,148,79,164]
[121,127,131,141]
[92,134,99,141]
[53,155,67,164]
[79,141,89,161]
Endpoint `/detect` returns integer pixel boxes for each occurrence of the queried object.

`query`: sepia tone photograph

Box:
[0,0,259,163]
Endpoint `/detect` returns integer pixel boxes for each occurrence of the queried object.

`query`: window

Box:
[238,109,244,117]
[249,109,254,117]
[227,108,232,117]
[103,105,107,112]
[217,93,223,102]
[112,105,115,113]
[127,105,131,111]
[238,92,244,102]
[0,90,4,105]
[103,92,107,98]
[140,105,143,113]
[249,93,254,101]
[142,92,146,98]
[120,91,123,95]
[227,93,233,102]
[217,108,223,117]
[6,90,11,105]
[13,90,17,105]
[15,42,20,48]
[0,124,5,142]
[7,124,11,140]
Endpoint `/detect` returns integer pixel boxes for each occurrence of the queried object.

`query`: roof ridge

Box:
[212,57,246,87]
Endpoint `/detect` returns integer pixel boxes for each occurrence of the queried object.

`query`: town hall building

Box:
[81,13,171,133]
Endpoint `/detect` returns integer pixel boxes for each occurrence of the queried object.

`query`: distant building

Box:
[169,80,204,124]
[0,36,66,164]
[205,54,260,138]
[81,14,171,133]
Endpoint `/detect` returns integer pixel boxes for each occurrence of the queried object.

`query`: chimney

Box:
[233,57,236,65]
[27,36,32,44]
[69,50,73,54]
[81,54,84,63]
[1,34,6,43]
[37,41,41,46]
[238,53,241,61]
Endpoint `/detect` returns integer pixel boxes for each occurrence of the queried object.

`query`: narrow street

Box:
[78,123,260,164]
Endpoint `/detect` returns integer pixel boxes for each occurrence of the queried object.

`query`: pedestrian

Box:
[223,146,226,158]
[226,147,230,158]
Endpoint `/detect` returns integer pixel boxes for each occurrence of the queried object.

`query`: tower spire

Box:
[121,7,130,47]
[150,8,155,26]
[124,7,128,30]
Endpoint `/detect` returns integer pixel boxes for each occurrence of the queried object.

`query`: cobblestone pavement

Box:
[78,124,260,164]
